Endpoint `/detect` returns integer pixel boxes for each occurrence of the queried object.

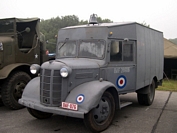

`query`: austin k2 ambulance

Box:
[19,14,164,132]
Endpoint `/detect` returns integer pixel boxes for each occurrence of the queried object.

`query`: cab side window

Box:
[110,40,133,62]
[110,41,122,61]
[123,43,133,61]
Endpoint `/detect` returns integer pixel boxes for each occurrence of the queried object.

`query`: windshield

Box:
[57,39,105,59]
[0,19,14,33]
[79,40,105,58]
[57,41,77,57]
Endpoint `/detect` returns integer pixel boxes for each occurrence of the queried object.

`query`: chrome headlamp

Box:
[30,64,40,74]
[60,67,69,78]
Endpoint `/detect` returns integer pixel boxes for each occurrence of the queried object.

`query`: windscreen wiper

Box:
[58,38,69,50]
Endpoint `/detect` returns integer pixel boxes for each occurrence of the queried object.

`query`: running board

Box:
[120,101,132,109]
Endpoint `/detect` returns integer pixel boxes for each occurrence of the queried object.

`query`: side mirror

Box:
[17,27,31,35]
[25,27,30,33]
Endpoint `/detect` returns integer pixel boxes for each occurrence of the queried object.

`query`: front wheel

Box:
[84,91,116,133]
[0,97,3,106]
[0,88,3,106]
[1,71,31,109]
[27,108,53,119]
[137,80,155,106]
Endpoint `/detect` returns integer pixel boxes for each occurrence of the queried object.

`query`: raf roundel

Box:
[76,94,85,104]
[116,75,127,89]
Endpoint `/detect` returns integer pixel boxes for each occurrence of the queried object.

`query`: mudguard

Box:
[0,63,30,79]
[21,77,40,103]
[19,79,118,118]
[65,80,118,113]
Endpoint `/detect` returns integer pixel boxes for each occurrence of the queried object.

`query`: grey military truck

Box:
[0,18,51,109]
[19,14,164,132]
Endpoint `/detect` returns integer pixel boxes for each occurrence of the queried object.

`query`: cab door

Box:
[105,39,136,93]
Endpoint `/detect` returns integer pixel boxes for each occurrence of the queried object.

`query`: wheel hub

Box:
[14,82,25,99]
[93,98,110,123]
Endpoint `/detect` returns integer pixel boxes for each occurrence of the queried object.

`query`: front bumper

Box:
[19,99,84,118]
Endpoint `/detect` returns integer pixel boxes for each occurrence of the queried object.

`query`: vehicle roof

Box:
[62,22,136,29]
[0,17,40,22]
[61,21,162,33]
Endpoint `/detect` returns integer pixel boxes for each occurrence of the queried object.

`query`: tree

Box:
[140,21,150,27]
[169,38,177,45]
[40,15,80,52]
[97,17,113,23]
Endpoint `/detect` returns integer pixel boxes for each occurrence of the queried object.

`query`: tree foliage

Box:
[169,38,177,45]
[39,15,112,52]
[140,21,150,27]
[97,17,113,23]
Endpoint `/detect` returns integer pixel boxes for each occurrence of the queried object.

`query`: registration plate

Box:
[62,102,78,111]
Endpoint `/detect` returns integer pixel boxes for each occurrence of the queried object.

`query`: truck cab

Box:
[0,18,49,109]
[19,14,163,132]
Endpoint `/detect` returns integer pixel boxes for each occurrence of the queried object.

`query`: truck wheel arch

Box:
[0,63,31,79]
[137,79,155,106]
[65,80,120,113]
[136,76,158,94]
[153,76,158,88]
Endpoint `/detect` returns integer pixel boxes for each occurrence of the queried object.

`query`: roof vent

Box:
[88,14,98,25]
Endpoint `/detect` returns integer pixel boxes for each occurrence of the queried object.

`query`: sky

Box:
[0,0,177,39]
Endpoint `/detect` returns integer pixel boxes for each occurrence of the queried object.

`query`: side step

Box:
[120,101,132,109]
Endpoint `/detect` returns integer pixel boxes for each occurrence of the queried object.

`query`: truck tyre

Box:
[1,71,31,110]
[27,108,53,119]
[84,91,115,133]
[137,80,155,106]
[0,98,3,106]
[0,89,3,106]
[0,100,3,106]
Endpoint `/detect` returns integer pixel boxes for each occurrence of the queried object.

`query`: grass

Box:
[157,79,177,92]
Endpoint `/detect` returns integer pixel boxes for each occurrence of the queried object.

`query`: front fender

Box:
[19,79,118,115]
[65,80,117,113]
[0,63,30,79]
[20,77,40,103]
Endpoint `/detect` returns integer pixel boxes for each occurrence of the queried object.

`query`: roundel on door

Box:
[116,75,127,89]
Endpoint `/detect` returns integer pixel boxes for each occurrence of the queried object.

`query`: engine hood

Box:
[41,58,105,70]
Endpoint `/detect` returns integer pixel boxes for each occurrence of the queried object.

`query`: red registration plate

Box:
[62,102,78,111]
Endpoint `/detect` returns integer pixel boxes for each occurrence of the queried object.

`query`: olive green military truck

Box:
[0,18,51,109]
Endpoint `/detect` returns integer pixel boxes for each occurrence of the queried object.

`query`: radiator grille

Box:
[40,68,62,106]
